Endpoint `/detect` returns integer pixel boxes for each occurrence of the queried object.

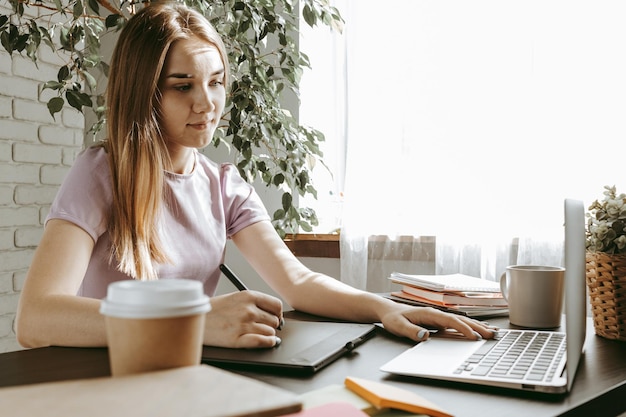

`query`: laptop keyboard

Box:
[454,330,566,383]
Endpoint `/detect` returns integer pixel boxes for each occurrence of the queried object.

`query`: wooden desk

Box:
[1,315,625,417]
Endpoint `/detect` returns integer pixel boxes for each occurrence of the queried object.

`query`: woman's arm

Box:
[232,221,495,342]
[15,219,106,348]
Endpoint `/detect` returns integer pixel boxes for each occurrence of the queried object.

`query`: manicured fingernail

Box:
[473,331,483,340]
[278,317,285,330]
[417,329,429,340]
[274,336,282,347]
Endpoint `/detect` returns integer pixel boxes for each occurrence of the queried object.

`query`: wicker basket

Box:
[585,252,626,341]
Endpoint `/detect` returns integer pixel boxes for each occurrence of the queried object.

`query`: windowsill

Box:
[283,234,436,260]
[284,234,340,258]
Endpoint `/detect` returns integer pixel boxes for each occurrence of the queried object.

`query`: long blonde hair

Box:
[104,3,229,280]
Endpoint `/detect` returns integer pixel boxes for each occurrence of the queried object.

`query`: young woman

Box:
[16,2,494,349]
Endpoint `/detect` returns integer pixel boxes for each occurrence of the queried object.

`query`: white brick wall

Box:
[0,44,84,352]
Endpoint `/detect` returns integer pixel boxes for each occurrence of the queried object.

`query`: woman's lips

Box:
[189,120,212,130]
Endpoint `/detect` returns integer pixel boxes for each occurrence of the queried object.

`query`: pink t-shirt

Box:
[47,146,270,299]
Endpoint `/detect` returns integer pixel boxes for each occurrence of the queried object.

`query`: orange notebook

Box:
[400,285,507,307]
[344,376,453,417]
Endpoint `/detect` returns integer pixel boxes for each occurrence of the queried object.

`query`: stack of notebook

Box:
[386,272,509,318]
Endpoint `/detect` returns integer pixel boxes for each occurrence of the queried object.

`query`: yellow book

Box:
[297,384,426,416]
[344,376,453,417]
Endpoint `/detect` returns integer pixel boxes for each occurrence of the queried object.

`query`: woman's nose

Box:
[192,87,215,114]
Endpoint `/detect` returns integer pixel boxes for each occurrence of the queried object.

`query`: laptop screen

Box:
[563,198,587,391]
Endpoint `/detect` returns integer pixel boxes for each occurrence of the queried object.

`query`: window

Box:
[300,1,626,287]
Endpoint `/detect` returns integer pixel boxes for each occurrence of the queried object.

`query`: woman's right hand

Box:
[202,290,284,348]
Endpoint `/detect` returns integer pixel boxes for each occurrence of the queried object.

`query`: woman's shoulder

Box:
[72,144,110,172]
[56,145,112,201]
[48,144,112,239]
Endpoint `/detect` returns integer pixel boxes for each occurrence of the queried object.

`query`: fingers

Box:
[237,332,282,348]
[229,319,281,348]
[383,305,498,343]
[381,309,434,342]
[425,309,497,340]
[467,318,499,339]
[251,291,284,329]
[416,328,431,341]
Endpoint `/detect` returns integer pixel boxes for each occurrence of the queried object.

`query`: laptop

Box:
[380,198,587,394]
[201,319,376,375]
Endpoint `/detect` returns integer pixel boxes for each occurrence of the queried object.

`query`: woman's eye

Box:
[174,84,191,92]
[210,80,224,87]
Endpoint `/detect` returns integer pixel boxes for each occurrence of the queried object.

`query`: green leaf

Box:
[105,14,123,29]
[0,31,11,54]
[288,205,300,221]
[272,173,284,186]
[47,97,64,118]
[43,81,64,91]
[40,27,55,50]
[6,27,20,51]
[59,26,70,50]
[273,209,285,221]
[87,0,99,14]
[73,0,84,19]
[57,65,70,82]
[299,221,313,232]
[82,70,97,90]
[26,42,37,59]
[15,33,28,52]
[70,25,84,49]
[298,170,309,187]
[83,53,100,68]
[281,192,292,212]
[65,90,92,111]
[302,4,316,27]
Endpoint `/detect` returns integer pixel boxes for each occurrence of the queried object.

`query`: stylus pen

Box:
[219,263,249,291]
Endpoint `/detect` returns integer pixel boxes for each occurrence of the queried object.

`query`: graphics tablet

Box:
[201,319,376,375]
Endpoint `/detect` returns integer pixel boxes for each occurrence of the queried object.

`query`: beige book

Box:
[0,364,302,417]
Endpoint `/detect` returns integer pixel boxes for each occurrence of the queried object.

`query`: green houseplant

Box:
[586,185,626,254]
[0,0,343,236]
[585,185,626,341]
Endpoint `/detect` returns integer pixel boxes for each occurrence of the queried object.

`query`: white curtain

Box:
[300,1,626,291]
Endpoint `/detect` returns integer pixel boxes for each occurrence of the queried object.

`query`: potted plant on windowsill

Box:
[585,185,626,341]
[0,0,343,237]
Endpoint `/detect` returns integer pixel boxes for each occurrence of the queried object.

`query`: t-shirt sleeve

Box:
[46,147,112,243]
[220,163,271,237]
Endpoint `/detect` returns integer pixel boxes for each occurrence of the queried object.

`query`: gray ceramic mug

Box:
[500,265,565,329]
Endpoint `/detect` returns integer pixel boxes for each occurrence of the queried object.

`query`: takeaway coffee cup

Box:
[100,279,211,376]
[500,265,565,329]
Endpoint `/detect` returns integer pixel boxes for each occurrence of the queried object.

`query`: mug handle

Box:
[500,272,509,302]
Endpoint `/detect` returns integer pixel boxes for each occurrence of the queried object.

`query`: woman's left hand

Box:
[379,304,497,342]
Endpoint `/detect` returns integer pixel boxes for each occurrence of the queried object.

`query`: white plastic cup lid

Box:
[100,279,211,319]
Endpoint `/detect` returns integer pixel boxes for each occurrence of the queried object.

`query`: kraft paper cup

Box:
[100,279,211,376]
